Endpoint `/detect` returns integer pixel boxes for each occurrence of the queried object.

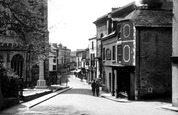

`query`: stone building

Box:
[48,43,58,84]
[94,0,173,100]
[70,51,77,71]
[88,37,98,82]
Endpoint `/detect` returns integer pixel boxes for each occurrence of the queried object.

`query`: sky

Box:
[48,0,135,51]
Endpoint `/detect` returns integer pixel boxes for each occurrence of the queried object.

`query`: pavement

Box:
[0,85,72,114]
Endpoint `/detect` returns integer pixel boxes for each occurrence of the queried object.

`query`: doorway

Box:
[117,70,130,99]
[11,54,24,78]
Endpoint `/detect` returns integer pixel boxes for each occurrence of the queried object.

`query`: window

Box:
[90,54,93,59]
[117,45,122,63]
[117,24,122,40]
[92,41,94,50]
[103,47,105,60]
[53,65,56,70]
[112,46,115,60]
[112,21,117,32]
[53,58,56,63]
[61,57,64,64]
[106,49,111,60]
[123,24,130,38]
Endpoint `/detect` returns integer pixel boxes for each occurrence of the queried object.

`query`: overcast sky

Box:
[48,0,135,51]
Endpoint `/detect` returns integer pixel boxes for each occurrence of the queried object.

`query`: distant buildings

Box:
[48,43,72,84]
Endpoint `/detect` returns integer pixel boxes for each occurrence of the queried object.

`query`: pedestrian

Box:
[95,80,101,97]
[91,80,96,96]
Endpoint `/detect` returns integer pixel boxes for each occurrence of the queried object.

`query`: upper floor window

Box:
[53,58,56,63]
[112,21,117,32]
[117,24,122,40]
[112,45,115,60]
[92,41,94,50]
[117,45,122,63]
[123,24,130,38]
[106,49,111,60]
[103,47,105,60]
[53,65,56,71]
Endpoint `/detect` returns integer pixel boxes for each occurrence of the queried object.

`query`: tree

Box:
[0,0,49,56]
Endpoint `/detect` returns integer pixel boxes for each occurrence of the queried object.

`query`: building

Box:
[88,37,98,82]
[70,51,77,71]
[75,49,89,79]
[94,0,172,100]
[48,43,71,84]
[48,43,58,84]
[57,44,71,74]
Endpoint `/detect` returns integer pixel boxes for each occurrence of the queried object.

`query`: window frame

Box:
[106,49,111,60]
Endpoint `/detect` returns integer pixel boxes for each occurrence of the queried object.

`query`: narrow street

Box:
[1,72,177,115]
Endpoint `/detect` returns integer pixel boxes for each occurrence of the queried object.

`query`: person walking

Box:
[91,80,96,96]
[95,80,101,97]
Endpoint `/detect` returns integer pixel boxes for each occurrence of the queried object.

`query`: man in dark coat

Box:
[95,80,101,97]
[91,80,96,96]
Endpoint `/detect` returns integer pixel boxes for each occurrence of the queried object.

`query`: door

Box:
[109,73,111,92]
[117,70,130,99]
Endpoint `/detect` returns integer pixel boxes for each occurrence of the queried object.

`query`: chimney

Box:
[135,0,172,10]
[107,13,112,35]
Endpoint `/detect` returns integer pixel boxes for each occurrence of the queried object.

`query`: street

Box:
[1,72,177,115]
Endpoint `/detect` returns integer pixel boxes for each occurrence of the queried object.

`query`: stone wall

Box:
[139,27,172,99]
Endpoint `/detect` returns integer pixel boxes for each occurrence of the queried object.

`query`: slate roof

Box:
[123,9,172,27]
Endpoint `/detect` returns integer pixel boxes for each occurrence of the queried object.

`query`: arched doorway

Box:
[11,54,24,78]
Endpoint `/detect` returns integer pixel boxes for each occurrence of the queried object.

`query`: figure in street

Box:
[91,80,96,96]
[95,80,101,97]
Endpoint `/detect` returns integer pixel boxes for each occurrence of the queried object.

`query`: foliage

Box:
[0,65,20,98]
[0,0,49,56]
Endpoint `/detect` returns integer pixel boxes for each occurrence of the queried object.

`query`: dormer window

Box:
[112,21,117,32]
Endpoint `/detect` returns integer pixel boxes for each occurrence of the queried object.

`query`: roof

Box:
[88,36,97,40]
[122,9,172,27]
[93,2,135,25]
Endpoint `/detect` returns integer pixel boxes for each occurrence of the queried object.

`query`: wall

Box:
[96,24,107,38]
[139,27,172,99]
[172,0,178,107]
[103,66,112,92]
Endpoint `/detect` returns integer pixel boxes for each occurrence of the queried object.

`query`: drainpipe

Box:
[135,28,141,100]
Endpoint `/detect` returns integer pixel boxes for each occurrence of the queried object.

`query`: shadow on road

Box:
[61,88,94,96]
[140,97,172,104]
